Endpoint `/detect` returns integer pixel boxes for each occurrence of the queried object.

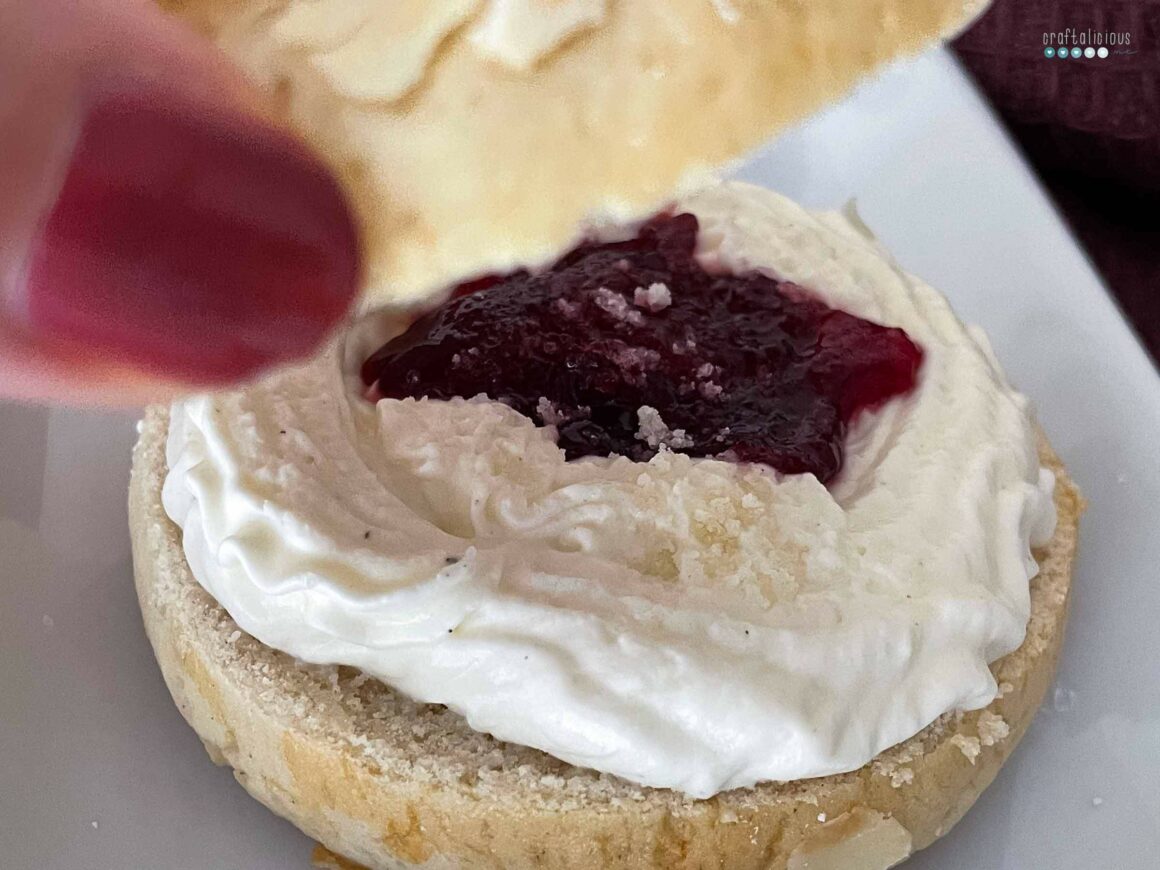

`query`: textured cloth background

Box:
[954,0,1160,365]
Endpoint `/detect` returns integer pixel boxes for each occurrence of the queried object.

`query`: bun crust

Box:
[156,0,987,304]
[130,406,1081,869]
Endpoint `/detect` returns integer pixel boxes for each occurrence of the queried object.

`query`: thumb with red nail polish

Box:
[0,0,361,404]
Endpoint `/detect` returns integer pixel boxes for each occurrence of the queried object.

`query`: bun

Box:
[157,0,988,303]
[130,406,1080,870]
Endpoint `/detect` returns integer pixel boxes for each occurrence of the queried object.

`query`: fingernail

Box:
[22,89,360,384]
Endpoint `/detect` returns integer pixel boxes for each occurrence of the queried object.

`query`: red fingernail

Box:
[23,89,360,384]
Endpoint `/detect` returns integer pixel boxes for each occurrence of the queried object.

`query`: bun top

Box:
[160,0,986,304]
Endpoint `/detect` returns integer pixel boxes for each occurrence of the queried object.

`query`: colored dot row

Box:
[1045,46,1110,59]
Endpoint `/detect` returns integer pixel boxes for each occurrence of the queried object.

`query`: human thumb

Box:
[0,0,360,403]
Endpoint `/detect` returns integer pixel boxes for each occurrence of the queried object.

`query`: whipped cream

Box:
[162,182,1056,798]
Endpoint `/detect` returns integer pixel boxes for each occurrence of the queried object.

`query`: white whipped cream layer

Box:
[162,182,1056,798]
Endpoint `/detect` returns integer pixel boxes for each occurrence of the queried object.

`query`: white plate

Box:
[2,48,1159,869]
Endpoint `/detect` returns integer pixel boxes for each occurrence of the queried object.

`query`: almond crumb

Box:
[635,406,693,450]
[593,287,645,325]
[950,734,981,763]
[633,282,672,312]
[976,711,1009,747]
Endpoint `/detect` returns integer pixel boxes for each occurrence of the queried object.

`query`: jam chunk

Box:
[362,215,922,482]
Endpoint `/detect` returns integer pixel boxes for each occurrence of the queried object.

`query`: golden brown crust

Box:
[313,844,372,870]
[155,0,988,304]
[129,405,1080,869]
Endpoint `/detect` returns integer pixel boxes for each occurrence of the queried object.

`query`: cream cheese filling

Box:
[162,182,1055,798]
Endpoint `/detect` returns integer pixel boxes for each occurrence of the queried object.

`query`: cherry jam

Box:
[362,215,922,482]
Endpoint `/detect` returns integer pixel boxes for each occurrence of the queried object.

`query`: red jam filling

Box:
[361,214,922,482]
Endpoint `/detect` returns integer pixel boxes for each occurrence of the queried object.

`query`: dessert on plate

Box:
[131,2,1080,868]
[132,182,1080,869]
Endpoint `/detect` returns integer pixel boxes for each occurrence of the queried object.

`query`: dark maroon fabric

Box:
[954,0,1160,365]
